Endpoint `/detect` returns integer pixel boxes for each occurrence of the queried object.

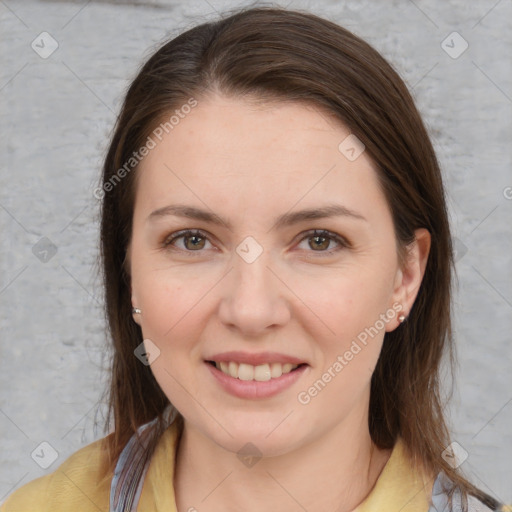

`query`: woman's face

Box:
[128,93,428,456]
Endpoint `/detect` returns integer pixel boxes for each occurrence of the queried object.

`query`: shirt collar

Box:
[139,420,432,512]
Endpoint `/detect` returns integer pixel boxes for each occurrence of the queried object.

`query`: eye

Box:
[163,229,213,253]
[296,229,349,254]
[162,228,349,256]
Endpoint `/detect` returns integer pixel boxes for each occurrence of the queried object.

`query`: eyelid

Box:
[162,228,214,253]
[297,229,350,253]
[161,228,350,254]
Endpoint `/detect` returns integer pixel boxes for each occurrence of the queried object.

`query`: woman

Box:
[2,6,508,512]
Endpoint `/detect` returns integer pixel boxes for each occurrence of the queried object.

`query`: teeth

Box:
[238,363,254,381]
[254,364,272,381]
[270,362,282,378]
[214,361,299,381]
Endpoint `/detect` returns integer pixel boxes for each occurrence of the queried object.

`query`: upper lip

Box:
[206,351,307,366]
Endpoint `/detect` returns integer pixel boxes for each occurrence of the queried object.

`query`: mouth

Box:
[206,360,307,382]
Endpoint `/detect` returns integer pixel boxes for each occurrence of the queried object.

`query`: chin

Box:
[196,410,307,458]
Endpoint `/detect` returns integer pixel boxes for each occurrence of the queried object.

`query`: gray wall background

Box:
[1,0,511,505]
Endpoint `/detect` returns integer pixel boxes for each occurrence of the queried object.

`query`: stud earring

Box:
[398,313,406,323]
[132,307,142,314]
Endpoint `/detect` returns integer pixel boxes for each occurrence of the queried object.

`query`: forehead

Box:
[134,94,388,222]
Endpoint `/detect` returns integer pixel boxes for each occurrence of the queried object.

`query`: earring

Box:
[398,313,406,323]
[132,307,142,314]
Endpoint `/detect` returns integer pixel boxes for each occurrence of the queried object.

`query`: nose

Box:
[217,246,291,337]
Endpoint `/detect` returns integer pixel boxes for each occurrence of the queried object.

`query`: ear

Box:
[131,292,142,326]
[127,242,142,326]
[386,228,431,331]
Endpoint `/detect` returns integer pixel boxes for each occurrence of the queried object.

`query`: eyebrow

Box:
[148,203,367,230]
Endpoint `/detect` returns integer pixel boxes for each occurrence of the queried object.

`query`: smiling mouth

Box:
[206,361,306,381]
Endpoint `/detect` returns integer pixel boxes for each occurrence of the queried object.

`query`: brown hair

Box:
[97,6,498,509]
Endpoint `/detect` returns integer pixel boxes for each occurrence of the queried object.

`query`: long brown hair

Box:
[97,6,498,509]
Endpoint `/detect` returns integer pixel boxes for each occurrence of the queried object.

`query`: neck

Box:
[174,406,392,512]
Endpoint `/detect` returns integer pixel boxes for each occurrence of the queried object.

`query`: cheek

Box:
[134,271,209,406]
[131,245,205,332]
[137,275,198,340]
[289,269,393,394]
[132,262,222,379]
[288,264,392,338]
[296,274,389,406]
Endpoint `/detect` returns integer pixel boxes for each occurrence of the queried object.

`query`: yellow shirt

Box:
[0,422,455,512]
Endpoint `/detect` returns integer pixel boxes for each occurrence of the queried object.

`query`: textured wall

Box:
[1,0,511,505]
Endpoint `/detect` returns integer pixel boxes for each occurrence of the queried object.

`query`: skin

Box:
[127,93,431,512]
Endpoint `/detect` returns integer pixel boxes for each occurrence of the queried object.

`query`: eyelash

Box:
[162,228,350,256]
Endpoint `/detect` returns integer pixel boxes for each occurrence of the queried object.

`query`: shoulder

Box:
[1,434,113,512]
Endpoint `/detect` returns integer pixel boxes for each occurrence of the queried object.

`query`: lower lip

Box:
[206,362,308,399]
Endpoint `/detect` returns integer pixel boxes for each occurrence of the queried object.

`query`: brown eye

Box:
[163,229,212,252]
[309,233,330,251]
[297,229,348,254]
[183,233,206,250]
